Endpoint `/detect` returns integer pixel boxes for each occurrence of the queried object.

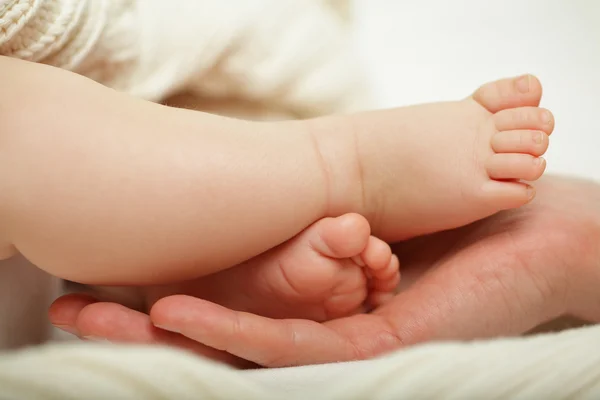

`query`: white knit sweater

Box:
[0,0,368,117]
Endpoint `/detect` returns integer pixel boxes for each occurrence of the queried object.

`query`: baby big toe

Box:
[311,213,371,259]
[472,74,542,113]
[491,130,549,156]
[493,107,554,135]
[486,153,546,181]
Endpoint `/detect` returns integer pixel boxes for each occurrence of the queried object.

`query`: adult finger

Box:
[49,294,251,368]
[49,293,98,336]
[150,295,362,367]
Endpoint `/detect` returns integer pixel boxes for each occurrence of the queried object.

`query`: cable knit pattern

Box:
[0,0,368,116]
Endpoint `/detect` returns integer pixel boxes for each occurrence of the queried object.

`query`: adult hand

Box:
[50,175,600,367]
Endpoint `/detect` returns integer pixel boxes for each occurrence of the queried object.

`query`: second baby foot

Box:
[312,74,555,241]
[145,213,399,321]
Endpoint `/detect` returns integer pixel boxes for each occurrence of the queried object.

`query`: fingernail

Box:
[533,157,545,166]
[533,131,543,144]
[527,185,536,200]
[153,324,180,334]
[82,336,112,343]
[53,324,79,336]
[516,74,530,93]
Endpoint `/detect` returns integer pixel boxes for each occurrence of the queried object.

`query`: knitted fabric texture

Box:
[0,0,368,116]
[1,324,600,399]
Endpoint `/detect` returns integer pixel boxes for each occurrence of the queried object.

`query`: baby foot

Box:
[314,74,555,241]
[145,214,399,321]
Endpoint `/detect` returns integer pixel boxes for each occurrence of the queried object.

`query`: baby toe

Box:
[493,107,554,135]
[370,254,400,292]
[486,153,546,181]
[480,180,535,210]
[472,74,542,113]
[309,213,371,259]
[360,236,393,272]
[491,130,549,156]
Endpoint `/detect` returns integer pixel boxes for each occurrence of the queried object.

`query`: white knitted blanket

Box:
[2,324,600,399]
[0,1,598,398]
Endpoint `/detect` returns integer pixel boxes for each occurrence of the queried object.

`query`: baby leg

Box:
[0,57,356,285]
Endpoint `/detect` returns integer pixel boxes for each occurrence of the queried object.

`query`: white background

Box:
[352,0,600,180]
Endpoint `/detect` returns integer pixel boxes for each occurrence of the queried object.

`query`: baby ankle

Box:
[304,115,369,218]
